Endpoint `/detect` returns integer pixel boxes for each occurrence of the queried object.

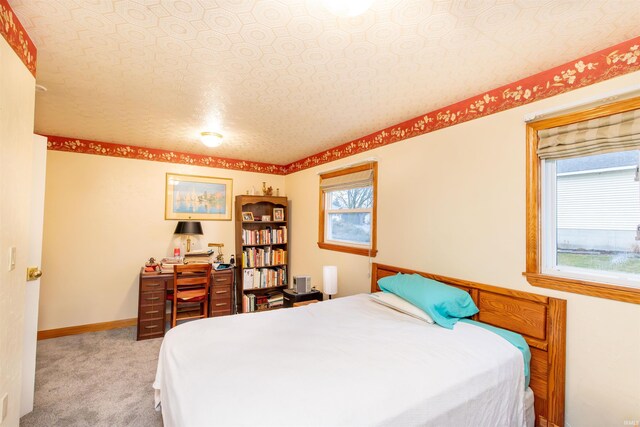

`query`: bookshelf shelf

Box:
[242,264,287,269]
[242,221,287,225]
[235,195,289,314]
[243,284,287,291]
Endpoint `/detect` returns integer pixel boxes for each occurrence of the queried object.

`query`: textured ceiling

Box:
[11,0,640,165]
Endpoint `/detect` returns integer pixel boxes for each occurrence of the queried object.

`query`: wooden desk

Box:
[137,267,234,341]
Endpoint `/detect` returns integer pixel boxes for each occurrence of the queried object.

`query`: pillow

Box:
[369,292,435,324]
[377,273,478,329]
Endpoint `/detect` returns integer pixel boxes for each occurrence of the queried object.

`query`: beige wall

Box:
[39,152,285,330]
[285,71,640,427]
[0,40,36,426]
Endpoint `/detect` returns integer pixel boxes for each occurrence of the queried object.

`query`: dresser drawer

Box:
[211,285,232,300]
[139,304,165,321]
[141,278,165,292]
[138,318,164,337]
[139,290,165,306]
[212,274,232,286]
[211,308,231,317]
[210,298,232,313]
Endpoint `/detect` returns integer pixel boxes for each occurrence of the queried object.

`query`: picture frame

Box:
[242,212,255,221]
[165,173,233,221]
[262,215,272,221]
[273,208,284,221]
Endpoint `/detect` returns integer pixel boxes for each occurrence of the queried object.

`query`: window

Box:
[318,162,377,256]
[525,97,640,303]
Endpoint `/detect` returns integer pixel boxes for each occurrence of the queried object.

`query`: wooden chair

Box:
[168,264,212,328]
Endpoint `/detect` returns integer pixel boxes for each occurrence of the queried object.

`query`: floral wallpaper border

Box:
[285,36,640,174]
[46,37,640,175]
[0,0,36,76]
[45,136,288,175]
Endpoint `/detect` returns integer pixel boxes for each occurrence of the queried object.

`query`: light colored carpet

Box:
[20,327,164,427]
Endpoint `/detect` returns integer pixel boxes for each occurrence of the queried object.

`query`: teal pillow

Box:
[378,273,478,329]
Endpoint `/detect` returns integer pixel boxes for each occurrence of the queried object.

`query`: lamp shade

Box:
[174,221,203,235]
[323,265,338,296]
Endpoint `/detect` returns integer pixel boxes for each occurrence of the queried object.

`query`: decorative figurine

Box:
[144,257,158,272]
[262,181,274,196]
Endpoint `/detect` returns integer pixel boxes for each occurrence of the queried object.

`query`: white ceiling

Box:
[11,0,640,165]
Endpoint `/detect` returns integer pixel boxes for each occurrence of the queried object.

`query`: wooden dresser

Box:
[137,267,234,340]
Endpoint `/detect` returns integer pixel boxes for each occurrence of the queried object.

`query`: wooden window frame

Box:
[524,96,640,304]
[318,162,378,257]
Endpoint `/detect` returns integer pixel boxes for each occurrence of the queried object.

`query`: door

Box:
[20,134,47,416]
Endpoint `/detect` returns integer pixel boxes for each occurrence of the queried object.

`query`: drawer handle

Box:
[215,290,228,294]
[215,303,226,307]
[145,325,159,329]
[146,297,160,301]
[145,310,159,314]
[215,278,227,282]
[146,283,160,287]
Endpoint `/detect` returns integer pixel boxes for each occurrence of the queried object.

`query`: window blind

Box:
[319,168,374,192]
[537,108,640,160]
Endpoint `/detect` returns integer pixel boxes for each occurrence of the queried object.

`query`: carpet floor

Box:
[20,327,164,427]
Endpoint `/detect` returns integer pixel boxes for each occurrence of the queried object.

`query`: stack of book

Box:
[160,257,183,273]
[184,249,214,264]
[267,291,283,308]
[255,295,269,310]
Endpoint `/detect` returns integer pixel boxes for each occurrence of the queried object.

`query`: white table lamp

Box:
[323,265,338,299]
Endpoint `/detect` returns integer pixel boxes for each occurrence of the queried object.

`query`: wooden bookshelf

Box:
[235,195,289,313]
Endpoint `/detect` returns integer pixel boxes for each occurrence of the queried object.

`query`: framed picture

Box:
[262,215,272,221]
[165,173,232,221]
[273,208,284,221]
[242,212,255,221]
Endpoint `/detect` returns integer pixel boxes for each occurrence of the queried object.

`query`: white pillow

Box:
[369,292,434,324]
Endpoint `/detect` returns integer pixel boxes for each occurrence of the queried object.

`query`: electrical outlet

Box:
[1,393,8,423]
[8,247,16,271]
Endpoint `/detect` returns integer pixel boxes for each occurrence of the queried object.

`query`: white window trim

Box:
[557,165,636,177]
[540,158,640,289]
[324,190,373,248]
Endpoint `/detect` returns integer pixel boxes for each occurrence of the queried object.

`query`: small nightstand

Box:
[283,288,323,308]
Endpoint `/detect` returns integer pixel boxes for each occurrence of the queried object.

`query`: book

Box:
[243,268,255,290]
[160,263,183,273]
[184,257,211,264]
[184,249,214,256]
[242,295,249,313]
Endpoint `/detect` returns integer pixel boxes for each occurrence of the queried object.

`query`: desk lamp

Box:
[174,221,203,253]
[323,265,338,299]
[208,242,224,263]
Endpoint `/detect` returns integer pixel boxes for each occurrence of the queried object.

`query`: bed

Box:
[153,263,566,427]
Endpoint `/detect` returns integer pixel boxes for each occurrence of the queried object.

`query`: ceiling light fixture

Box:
[323,0,374,17]
[200,131,223,148]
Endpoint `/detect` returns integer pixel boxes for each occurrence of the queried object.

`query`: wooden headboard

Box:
[371,263,566,427]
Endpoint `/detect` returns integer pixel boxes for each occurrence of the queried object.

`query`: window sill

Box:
[523,272,640,304]
[317,242,378,257]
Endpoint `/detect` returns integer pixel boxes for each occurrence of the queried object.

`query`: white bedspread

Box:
[154,294,526,427]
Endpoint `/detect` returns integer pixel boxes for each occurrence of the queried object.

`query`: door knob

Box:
[26,267,42,281]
